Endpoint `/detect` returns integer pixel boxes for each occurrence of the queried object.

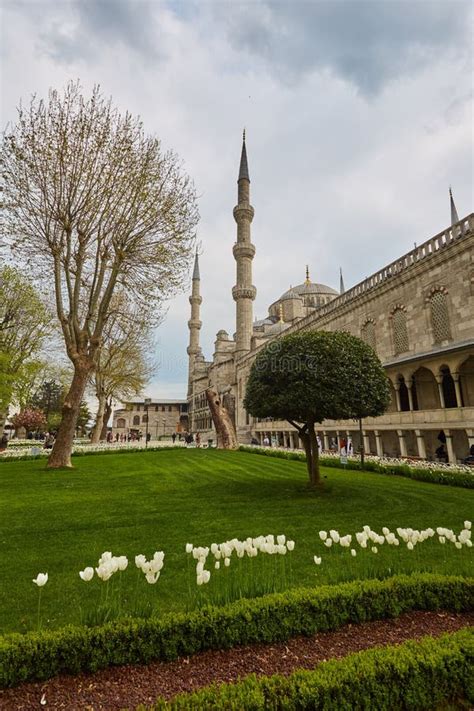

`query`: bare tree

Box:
[1,82,199,467]
[89,297,156,443]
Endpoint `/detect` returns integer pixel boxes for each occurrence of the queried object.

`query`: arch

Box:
[142,414,148,423]
[428,288,451,343]
[412,366,440,410]
[397,375,410,412]
[390,306,409,355]
[361,319,376,350]
[440,365,457,408]
[458,355,474,407]
[116,418,126,428]
[132,415,140,426]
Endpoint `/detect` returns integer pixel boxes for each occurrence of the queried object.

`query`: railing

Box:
[289,214,473,333]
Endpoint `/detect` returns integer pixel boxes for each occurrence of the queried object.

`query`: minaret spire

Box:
[233,131,256,358]
[449,186,459,226]
[187,248,202,397]
[305,265,311,285]
[339,267,345,294]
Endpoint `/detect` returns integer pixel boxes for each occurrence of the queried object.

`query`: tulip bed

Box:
[0,449,473,635]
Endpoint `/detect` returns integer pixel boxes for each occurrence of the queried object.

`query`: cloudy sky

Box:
[2,0,472,400]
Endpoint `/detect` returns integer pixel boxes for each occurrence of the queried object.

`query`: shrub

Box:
[240,446,474,488]
[147,629,474,710]
[1,573,472,688]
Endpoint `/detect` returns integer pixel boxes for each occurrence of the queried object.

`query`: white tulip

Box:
[464,521,472,530]
[117,556,128,571]
[215,561,220,570]
[371,546,378,554]
[185,543,193,554]
[314,556,322,565]
[79,567,94,582]
[360,540,367,549]
[211,543,219,555]
[287,540,295,551]
[33,573,48,587]
[407,542,414,551]
[393,539,400,547]
[329,530,340,543]
[277,534,286,545]
[215,550,222,560]
[382,527,390,536]
[196,561,204,575]
[350,549,357,557]
[196,574,204,586]
[145,571,160,584]
[224,557,230,567]
[324,538,333,548]
[466,540,472,548]
[319,531,327,541]
[135,554,146,569]
[455,541,462,549]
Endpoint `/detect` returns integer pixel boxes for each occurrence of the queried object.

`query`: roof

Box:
[121,398,188,405]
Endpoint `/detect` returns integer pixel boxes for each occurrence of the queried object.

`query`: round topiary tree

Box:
[244,331,391,487]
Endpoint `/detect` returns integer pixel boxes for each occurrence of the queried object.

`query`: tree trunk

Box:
[308,422,321,486]
[205,388,238,449]
[90,393,106,443]
[359,417,365,469]
[47,364,91,468]
[100,400,112,441]
[300,431,313,484]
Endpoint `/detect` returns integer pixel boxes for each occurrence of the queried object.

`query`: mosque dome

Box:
[268,267,339,319]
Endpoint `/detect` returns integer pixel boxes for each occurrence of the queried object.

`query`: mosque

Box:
[187,134,474,463]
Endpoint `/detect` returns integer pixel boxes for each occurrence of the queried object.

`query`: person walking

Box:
[172,432,176,444]
[196,432,201,448]
[0,433,8,452]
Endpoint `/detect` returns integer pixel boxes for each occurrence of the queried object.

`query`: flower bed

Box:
[0,441,185,462]
[1,573,472,688]
[147,628,474,710]
[240,445,474,488]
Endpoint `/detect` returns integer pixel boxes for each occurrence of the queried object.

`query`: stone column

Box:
[444,429,456,463]
[415,429,426,459]
[436,375,446,408]
[466,429,474,451]
[394,384,401,412]
[363,432,371,455]
[407,382,414,411]
[397,429,407,457]
[323,431,329,451]
[374,430,383,457]
[452,373,463,408]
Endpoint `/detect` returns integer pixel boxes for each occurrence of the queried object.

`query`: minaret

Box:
[232,130,256,358]
[449,187,459,226]
[339,267,345,294]
[187,250,202,396]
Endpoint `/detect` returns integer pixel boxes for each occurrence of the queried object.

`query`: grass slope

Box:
[0,449,472,634]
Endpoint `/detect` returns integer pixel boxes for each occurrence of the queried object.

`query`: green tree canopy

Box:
[244,331,391,486]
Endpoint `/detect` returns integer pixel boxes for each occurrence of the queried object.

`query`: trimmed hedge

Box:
[240,445,474,488]
[1,573,473,688]
[147,629,474,710]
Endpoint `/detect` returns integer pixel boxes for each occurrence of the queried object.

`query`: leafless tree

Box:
[1,82,199,467]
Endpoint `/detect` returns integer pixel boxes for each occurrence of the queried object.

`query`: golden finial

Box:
[305,265,311,285]
[279,302,284,323]
[243,127,246,142]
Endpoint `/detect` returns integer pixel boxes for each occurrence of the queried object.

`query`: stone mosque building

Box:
[188,135,474,463]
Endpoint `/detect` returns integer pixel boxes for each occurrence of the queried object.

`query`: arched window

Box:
[391,307,409,354]
[117,418,126,428]
[361,320,376,350]
[430,290,451,343]
[142,415,148,423]
[133,415,140,426]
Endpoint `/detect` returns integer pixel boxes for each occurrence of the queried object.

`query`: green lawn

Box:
[0,449,472,634]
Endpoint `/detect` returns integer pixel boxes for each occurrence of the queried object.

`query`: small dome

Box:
[265,320,291,336]
[280,281,339,300]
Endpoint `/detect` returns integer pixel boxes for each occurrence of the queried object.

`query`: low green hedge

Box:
[1,573,472,688]
[147,628,474,710]
[240,445,474,488]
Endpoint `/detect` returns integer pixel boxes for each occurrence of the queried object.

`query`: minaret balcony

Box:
[187,318,202,330]
[189,294,203,305]
[232,285,257,301]
[233,242,256,260]
[233,204,254,223]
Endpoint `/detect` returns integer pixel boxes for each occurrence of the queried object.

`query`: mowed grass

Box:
[0,449,472,634]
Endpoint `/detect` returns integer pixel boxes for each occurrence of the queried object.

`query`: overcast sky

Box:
[2,0,472,401]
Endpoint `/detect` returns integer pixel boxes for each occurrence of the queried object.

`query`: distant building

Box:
[112,399,188,439]
[186,133,474,463]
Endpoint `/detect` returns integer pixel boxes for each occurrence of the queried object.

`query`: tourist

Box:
[435,443,448,463]
[0,433,8,452]
[251,437,259,446]
[172,432,176,443]
[263,435,269,447]
[44,433,55,449]
[196,432,201,447]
